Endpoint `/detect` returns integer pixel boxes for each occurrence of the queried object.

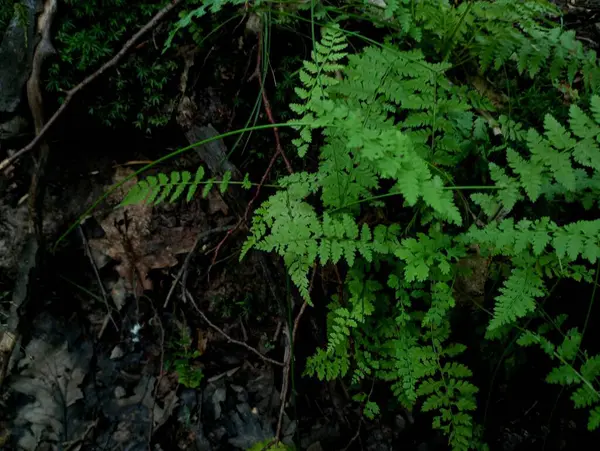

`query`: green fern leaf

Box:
[202,179,214,198]
[146,176,160,204]
[591,95,600,124]
[569,104,600,140]
[589,406,600,431]
[187,166,205,201]
[242,173,251,190]
[546,364,580,386]
[171,170,191,202]
[544,114,577,150]
[219,170,231,194]
[488,267,545,331]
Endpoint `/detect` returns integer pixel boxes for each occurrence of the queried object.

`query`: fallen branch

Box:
[183,287,284,367]
[27,0,58,239]
[0,0,183,172]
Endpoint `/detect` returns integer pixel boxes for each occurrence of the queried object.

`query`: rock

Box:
[0,115,28,140]
[212,387,226,420]
[306,442,324,451]
[110,345,125,360]
[394,414,406,434]
[226,403,272,449]
[114,386,126,399]
[0,0,38,114]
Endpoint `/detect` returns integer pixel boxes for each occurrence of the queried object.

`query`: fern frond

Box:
[290,25,347,158]
[121,166,230,206]
[518,326,600,430]
[487,266,545,330]
[416,348,478,451]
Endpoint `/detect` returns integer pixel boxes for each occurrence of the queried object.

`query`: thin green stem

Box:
[442,1,473,62]
[330,186,500,213]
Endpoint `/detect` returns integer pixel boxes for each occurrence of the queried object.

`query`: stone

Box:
[0,0,38,113]
[0,115,28,140]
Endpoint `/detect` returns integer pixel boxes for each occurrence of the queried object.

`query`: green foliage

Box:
[289,24,348,158]
[238,8,600,447]
[246,439,293,451]
[46,0,180,130]
[371,0,599,90]
[165,326,204,389]
[518,327,600,430]
[0,1,19,37]
[121,167,235,206]
[106,0,600,448]
[242,27,483,448]
[164,0,245,50]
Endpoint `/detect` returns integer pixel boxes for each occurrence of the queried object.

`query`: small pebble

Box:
[114,386,126,399]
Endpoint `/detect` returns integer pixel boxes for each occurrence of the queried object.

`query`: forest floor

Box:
[1,1,600,450]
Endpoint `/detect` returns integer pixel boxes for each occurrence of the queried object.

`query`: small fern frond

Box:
[518,326,600,431]
[121,166,232,207]
[487,265,545,331]
[289,25,348,158]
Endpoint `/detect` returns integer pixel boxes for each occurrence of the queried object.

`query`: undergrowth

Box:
[165,325,204,389]
[101,0,600,449]
[44,0,201,130]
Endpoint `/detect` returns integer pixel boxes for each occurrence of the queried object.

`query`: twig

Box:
[163,226,233,308]
[250,28,293,174]
[342,418,363,451]
[77,226,118,331]
[0,0,183,172]
[183,287,284,367]
[275,265,316,441]
[209,25,294,265]
[147,304,165,444]
[341,379,375,451]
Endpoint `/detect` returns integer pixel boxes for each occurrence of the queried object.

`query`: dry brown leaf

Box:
[196,328,208,355]
[89,167,197,294]
[206,189,229,215]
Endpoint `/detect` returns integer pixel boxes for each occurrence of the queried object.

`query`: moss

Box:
[45,0,181,131]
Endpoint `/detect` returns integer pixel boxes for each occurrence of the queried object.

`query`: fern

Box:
[164,0,246,50]
[417,360,478,451]
[518,327,600,430]
[241,26,483,449]
[242,173,402,300]
[289,25,348,158]
[121,167,233,206]
[473,96,600,215]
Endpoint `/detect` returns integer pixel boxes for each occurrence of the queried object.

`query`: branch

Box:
[0,0,183,172]
[275,265,316,441]
[164,225,234,309]
[251,28,293,174]
[209,28,293,264]
[183,288,284,367]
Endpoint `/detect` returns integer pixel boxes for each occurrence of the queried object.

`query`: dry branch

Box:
[183,288,284,367]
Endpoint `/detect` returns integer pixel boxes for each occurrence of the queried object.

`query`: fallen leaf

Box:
[89,168,198,294]
[10,337,93,450]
